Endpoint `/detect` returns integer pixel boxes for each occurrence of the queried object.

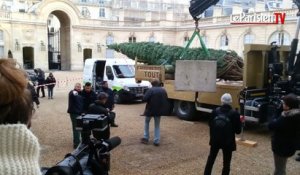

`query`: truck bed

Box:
[165,80,243,109]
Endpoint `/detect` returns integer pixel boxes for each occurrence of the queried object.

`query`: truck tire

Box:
[114,91,123,104]
[174,100,196,121]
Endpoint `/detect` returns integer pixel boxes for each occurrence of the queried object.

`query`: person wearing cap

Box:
[204,93,241,175]
[268,93,300,175]
[87,92,111,140]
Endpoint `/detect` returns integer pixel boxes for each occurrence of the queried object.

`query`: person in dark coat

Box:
[101,81,118,127]
[45,72,56,99]
[27,82,40,108]
[81,82,97,114]
[34,68,45,98]
[268,93,300,175]
[141,79,169,146]
[204,93,241,175]
[87,92,110,140]
[67,83,83,148]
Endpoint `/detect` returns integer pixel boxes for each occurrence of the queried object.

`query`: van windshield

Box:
[112,65,135,78]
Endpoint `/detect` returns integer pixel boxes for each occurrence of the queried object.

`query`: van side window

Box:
[106,66,114,80]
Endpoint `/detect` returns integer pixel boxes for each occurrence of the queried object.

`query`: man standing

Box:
[268,93,300,175]
[101,81,118,127]
[67,83,83,149]
[34,68,45,98]
[141,79,169,146]
[204,93,241,175]
[81,82,97,114]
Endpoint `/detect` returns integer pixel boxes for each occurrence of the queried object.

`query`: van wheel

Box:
[174,100,196,121]
[114,92,122,104]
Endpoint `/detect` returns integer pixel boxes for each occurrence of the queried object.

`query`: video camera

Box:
[42,114,121,175]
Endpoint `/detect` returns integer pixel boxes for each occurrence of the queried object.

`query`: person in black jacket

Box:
[34,68,45,98]
[141,79,169,146]
[87,92,110,140]
[204,93,241,175]
[81,82,97,114]
[67,83,83,148]
[268,93,300,175]
[101,81,118,127]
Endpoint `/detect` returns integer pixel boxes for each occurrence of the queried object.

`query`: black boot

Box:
[111,123,118,127]
[296,156,300,162]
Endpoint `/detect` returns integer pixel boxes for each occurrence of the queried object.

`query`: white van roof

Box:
[85,58,135,65]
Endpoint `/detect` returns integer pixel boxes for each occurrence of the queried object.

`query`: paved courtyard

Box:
[31,71,300,175]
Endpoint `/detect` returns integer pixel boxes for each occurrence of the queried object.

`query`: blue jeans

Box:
[143,116,161,144]
[47,87,54,98]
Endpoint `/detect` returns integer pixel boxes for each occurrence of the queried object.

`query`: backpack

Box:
[210,108,233,147]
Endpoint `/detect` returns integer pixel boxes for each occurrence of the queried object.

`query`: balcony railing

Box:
[0,11,11,19]
[0,8,298,29]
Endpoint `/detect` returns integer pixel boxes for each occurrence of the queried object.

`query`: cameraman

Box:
[101,81,118,127]
[269,93,300,175]
[0,59,41,175]
[87,92,111,140]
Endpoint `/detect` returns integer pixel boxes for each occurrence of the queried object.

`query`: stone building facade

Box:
[0,0,298,70]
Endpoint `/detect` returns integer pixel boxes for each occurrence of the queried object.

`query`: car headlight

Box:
[123,86,130,91]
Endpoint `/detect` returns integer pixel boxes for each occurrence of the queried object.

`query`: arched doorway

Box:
[23,47,34,69]
[83,48,92,64]
[47,11,71,70]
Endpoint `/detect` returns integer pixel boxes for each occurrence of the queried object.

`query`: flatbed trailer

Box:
[135,44,291,122]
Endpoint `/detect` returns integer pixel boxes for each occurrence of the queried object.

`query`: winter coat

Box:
[209,104,242,151]
[67,90,83,115]
[269,109,300,157]
[101,87,115,111]
[27,82,40,106]
[81,90,97,113]
[36,70,45,85]
[45,76,56,89]
[143,87,170,117]
[87,102,110,140]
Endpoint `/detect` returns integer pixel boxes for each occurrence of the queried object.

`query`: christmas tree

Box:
[108,42,243,81]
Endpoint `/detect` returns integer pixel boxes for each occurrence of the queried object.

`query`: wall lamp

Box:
[97,43,101,53]
[40,40,46,51]
[77,42,82,52]
[15,39,20,51]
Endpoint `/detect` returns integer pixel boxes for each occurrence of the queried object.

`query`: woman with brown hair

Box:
[0,59,41,175]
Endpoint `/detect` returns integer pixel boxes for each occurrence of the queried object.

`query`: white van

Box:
[83,58,151,103]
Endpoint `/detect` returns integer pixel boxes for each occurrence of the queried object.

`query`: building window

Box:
[99,0,104,5]
[129,36,136,43]
[244,33,254,44]
[149,36,155,42]
[220,34,229,50]
[81,7,90,17]
[204,7,213,17]
[269,31,290,46]
[99,8,105,17]
[106,35,114,58]
[131,1,138,8]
